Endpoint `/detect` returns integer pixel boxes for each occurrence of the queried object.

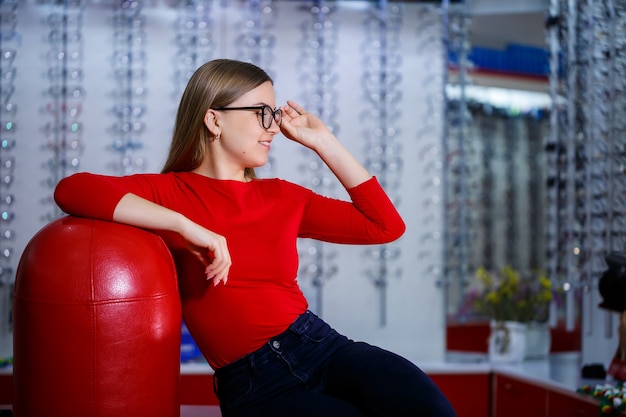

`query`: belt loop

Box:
[288,310,311,336]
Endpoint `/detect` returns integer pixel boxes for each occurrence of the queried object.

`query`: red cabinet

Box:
[546,389,604,417]
[0,372,10,405]
[430,373,491,417]
[493,374,547,417]
[492,373,606,417]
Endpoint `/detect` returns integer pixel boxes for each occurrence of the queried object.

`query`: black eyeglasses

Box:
[213,105,282,129]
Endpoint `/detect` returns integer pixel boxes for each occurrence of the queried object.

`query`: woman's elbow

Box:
[378,218,406,244]
[390,219,406,242]
[53,176,72,213]
[396,219,407,240]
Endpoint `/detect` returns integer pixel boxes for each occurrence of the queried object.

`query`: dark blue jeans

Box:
[213,311,458,417]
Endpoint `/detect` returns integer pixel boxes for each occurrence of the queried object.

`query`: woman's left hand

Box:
[279,100,334,151]
[280,100,372,189]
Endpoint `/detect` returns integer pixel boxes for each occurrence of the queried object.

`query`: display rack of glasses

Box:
[359,0,403,327]
[525,110,548,269]
[467,101,549,272]
[43,0,84,221]
[236,0,276,76]
[109,0,147,175]
[544,0,583,331]
[415,4,445,300]
[0,0,18,342]
[442,1,554,325]
[547,0,626,332]
[236,0,277,177]
[475,107,495,270]
[296,1,339,316]
[172,1,213,104]
[441,0,473,318]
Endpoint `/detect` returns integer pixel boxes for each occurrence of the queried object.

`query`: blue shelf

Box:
[449,43,554,78]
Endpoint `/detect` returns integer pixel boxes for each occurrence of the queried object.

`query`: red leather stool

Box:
[12,216,182,417]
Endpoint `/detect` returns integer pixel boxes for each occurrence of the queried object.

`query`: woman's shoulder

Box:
[253,177,312,194]
[160,173,314,199]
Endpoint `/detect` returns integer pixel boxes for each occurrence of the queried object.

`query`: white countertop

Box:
[454,351,608,391]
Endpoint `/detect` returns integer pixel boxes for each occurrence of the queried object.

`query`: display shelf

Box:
[448,67,549,93]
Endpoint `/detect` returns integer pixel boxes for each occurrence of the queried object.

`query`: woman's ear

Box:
[204,109,220,137]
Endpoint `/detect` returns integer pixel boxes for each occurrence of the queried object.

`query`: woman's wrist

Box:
[173,212,195,237]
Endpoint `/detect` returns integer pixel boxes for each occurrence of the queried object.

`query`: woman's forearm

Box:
[314,135,372,190]
[113,193,187,234]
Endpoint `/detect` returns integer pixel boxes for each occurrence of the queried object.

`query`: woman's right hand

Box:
[179,219,232,286]
[113,193,232,286]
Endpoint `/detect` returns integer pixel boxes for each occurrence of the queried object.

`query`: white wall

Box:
[0,0,447,363]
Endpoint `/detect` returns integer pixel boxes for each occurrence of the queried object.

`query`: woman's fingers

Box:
[285,100,304,114]
[204,239,231,285]
[206,250,231,285]
[183,221,232,286]
[281,101,306,122]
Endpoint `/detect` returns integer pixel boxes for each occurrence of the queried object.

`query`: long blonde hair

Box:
[161,59,273,178]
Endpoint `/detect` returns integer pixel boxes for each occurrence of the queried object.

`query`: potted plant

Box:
[473,266,553,362]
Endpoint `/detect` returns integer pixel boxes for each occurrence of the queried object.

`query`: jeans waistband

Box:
[215,310,317,379]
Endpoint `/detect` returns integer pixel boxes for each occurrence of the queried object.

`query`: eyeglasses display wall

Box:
[443,0,626,365]
[171,0,213,155]
[442,3,553,324]
[359,1,403,327]
[442,1,472,319]
[109,0,147,175]
[173,0,212,93]
[548,0,626,356]
[415,4,445,307]
[43,1,84,221]
[296,1,339,316]
[0,0,18,352]
[236,0,276,78]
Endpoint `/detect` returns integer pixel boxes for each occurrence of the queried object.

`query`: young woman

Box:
[54,59,457,417]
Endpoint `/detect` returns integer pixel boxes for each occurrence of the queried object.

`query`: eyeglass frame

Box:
[213,105,282,130]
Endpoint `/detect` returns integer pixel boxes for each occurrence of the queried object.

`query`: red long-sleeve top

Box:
[54,172,405,368]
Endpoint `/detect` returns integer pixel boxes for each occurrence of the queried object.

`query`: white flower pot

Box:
[524,321,551,359]
[489,320,527,363]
